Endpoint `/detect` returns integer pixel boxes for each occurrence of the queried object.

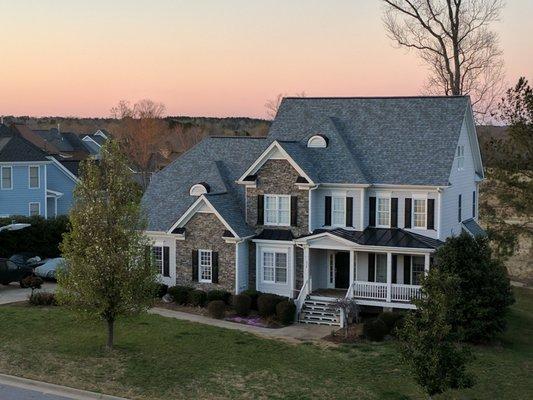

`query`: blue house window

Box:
[29,202,40,217]
[1,166,12,190]
[29,166,40,189]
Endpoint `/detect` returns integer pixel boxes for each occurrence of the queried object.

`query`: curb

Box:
[0,373,128,400]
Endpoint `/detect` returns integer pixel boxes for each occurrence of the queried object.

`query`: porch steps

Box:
[299,296,341,326]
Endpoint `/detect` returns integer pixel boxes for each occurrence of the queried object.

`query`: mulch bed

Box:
[323,324,364,344]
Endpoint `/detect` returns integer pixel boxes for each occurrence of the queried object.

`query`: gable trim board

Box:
[47,156,80,183]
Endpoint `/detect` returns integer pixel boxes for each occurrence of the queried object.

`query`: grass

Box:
[0,288,531,400]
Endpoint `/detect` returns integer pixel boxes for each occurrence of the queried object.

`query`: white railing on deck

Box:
[391,284,422,302]
[353,281,387,300]
[295,277,312,319]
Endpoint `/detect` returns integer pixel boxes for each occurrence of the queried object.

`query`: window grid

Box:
[262,251,287,283]
[376,197,390,227]
[411,256,425,285]
[152,246,163,274]
[331,197,345,226]
[264,195,290,226]
[1,167,12,189]
[456,145,465,170]
[413,199,427,228]
[29,166,39,189]
[375,254,387,283]
[199,250,212,282]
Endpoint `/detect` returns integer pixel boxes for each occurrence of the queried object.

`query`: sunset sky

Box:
[1,0,531,119]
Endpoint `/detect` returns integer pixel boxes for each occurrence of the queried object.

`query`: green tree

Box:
[434,233,514,343]
[482,77,533,259]
[399,268,474,399]
[57,140,157,350]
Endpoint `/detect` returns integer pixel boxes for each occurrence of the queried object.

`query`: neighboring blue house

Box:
[0,124,79,218]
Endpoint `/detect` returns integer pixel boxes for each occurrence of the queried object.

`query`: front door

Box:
[334,252,350,289]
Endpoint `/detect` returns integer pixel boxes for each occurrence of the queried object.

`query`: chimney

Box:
[0,116,3,125]
[57,123,60,133]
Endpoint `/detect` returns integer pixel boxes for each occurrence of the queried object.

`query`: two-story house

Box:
[142,96,485,325]
[0,124,79,218]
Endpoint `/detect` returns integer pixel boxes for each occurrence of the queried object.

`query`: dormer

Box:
[189,182,210,196]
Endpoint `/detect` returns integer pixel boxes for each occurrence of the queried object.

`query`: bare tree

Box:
[265,91,307,119]
[110,99,166,190]
[381,0,505,118]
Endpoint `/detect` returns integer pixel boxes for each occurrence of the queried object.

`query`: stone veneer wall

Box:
[175,212,235,292]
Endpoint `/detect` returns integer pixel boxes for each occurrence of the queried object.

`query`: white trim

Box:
[307,135,327,148]
[236,141,314,185]
[46,189,64,197]
[0,166,13,190]
[198,249,213,283]
[28,202,40,217]
[263,194,291,226]
[46,157,80,183]
[94,129,108,139]
[189,183,208,196]
[0,161,51,166]
[259,247,289,284]
[28,165,40,189]
[412,196,427,230]
[82,135,102,147]
[331,196,346,227]
[251,238,295,245]
[376,196,391,228]
[167,195,240,239]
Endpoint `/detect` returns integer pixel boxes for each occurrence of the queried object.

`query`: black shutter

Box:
[368,253,375,282]
[291,196,298,226]
[458,194,462,222]
[427,199,435,230]
[472,190,476,218]
[403,255,411,284]
[212,252,219,283]
[392,255,397,284]
[346,197,353,227]
[391,198,398,228]
[369,197,376,227]
[325,196,332,226]
[257,195,264,225]
[404,198,412,228]
[192,250,198,282]
[163,246,170,277]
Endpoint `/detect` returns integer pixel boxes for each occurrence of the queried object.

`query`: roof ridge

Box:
[282,95,469,100]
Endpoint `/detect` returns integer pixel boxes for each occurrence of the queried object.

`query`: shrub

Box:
[188,289,207,307]
[21,276,43,294]
[207,300,226,319]
[155,283,168,298]
[29,292,56,306]
[206,289,232,305]
[378,311,404,333]
[276,300,296,325]
[241,289,262,310]
[233,294,252,317]
[257,294,284,318]
[168,286,193,305]
[363,318,389,342]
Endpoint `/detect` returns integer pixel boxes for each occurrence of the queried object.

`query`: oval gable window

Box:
[307,135,328,148]
[189,182,210,196]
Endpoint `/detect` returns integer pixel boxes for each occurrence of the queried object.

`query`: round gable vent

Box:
[307,134,328,148]
[189,182,210,196]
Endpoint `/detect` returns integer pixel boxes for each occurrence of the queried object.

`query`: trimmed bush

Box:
[156,283,169,298]
[233,294,252,317]
[29,292,56,306]
[168,286,193,305]
[207,300,226,319]
[206,290,232,305]
[188,289,207,307]
[378,311,404,333]
[257,294,284,318]
[241,289,262,310]
[276,300,296,325]
[21,276,43,292]
[363,318,389,342]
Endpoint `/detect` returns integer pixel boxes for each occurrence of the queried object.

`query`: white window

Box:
[456,145,465,170]
[1,166,12,189]
[199,249,212,283]
[375,254,387,283]
[376,197,390,227]
[413,198,427,229]
[412,256,425,285]
[264,195,290,226]
[29,202,40,216]
[307,135,328,148]
[332,197,345,226]
[152,246,163,274]
[28,166,40,189]
[262,251,287,283]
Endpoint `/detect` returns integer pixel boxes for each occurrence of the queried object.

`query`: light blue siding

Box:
[0,163,46,217]
[46,163,77,215]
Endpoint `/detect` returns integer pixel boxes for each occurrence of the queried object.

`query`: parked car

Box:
[34,258,67,280]
[9,253,44,268]
[0,258,34,286]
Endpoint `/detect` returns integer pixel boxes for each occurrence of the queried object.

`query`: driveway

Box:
[0,282,56,305]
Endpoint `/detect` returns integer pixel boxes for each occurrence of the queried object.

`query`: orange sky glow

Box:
[0,0,531,119]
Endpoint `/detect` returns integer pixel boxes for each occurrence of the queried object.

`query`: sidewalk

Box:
[0,373,127,400]
[0,283,56,305]
[149,307,332,342]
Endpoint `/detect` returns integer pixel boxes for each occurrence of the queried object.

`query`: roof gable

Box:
[0,124,49,162]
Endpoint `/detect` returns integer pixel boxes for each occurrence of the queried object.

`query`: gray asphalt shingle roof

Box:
[0,124,49,162]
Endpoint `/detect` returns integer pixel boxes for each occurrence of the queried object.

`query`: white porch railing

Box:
[295,277,312,319]
[353,281,387,300]
[391,283,422,302]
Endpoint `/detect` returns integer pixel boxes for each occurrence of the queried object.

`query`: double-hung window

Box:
[413,198,427,229]
[199,249,212,283]
[376,197,390,227]
[331,197,345,226]
[1,166,12,190]
[264,195,290,226]
[29,202,40,216]
[456,145,465,170]
[152,246,163,274]
[411,256,425,285]
[375,254,387,283]
[262,251,287,284]
[28,166,40,189]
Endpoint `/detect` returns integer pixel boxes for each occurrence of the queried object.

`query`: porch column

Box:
[424,253,430,276]
[303,245,310,290]
[349,250,355,298]
[386,252,392,303]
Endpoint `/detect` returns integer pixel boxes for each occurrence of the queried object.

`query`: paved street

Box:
[0,383,73,400]
[0,282,56,305]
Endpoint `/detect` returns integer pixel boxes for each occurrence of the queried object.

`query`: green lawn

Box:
[0,288,531,400]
